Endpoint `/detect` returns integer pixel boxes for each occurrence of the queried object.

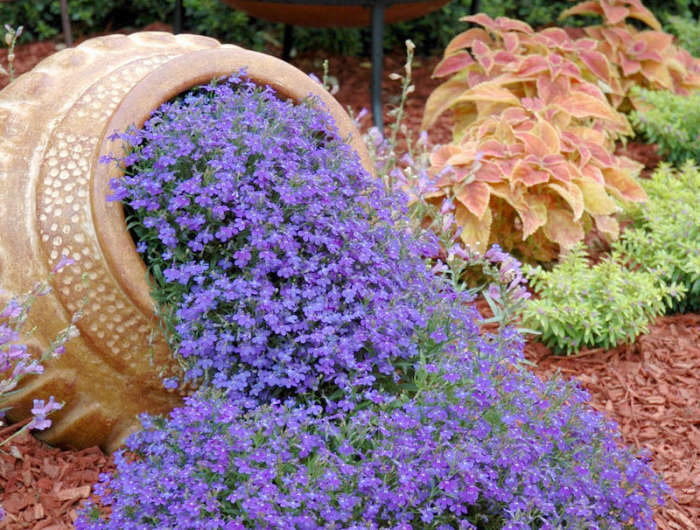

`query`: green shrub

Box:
[521,244,683,355]
[629,86,700,166]
[0,0,119,43]
[664,14,700,57]
[619,161,700,313]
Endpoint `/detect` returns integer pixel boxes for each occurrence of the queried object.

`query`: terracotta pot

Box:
[219,0,451,28]
[0,32,371,453]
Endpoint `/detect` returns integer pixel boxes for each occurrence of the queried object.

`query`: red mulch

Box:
[1,30,698,529]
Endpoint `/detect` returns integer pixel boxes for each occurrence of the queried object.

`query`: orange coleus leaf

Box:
[455,201,493,251]
[421,78,470,130]
[430,144,462,171]
[641,61,673,90]
[553,91,623,124]
[602,167,646,202]
[472,40,495,74]
[533,120,561,152]
[559,1,604,21]
[548,182,584,220]
[433,52,476,78]
[478,161,507,183]
[511,160,550,187]
[535,28,572,49]
[455,180,491,218]
[490,184,548,239]
[593,214,620,240]
[543,208,584,250]
[579,177,619,215]
[444,28,492,56]
[453,82,521,106]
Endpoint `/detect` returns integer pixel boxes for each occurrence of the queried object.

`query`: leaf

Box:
[593,214,620,240]
[444,28,492,56]
[461,13,499,31]
[512,160,549,186]
[600,2,629,25]
[602,167,647,202]
[421,78,470,130]
[640,61,673,90]
[455,180,491,219]
[548,182,584,219]
[531,120,561,154]
[559,1,604,21]
[553,91,622,123]
[517,55,549,77]
[543,208,584,249]
[515,132,551,159]
[433,52,476,78]
[579,50,613,83]
[579,178,619,216]
[453,82,520,106]
[455,202,492,252]
[537,75,570,103]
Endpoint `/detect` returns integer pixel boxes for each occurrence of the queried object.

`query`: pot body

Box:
[220,0,451,27]
[0,32,371,452]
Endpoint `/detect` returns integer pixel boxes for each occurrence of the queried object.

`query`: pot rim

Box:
[92,44,373,320]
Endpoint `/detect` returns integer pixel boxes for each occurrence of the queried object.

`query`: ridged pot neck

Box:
[92,45,373,320]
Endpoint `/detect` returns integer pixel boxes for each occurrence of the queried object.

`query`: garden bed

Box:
[1,29,698,530]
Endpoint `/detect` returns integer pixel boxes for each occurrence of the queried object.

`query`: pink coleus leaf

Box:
[433,52,476,78]
[600,2,630,25]
[444,28,492,56]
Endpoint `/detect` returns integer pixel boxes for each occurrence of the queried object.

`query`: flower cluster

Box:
[1,257,81,522]
[107,73,477,400]
[78,330,667,530]
[79,69,669,530]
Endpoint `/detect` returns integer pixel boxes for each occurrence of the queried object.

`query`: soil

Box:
[1,30,697,530]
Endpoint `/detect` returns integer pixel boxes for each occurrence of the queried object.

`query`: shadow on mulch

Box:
[1,28,697,530]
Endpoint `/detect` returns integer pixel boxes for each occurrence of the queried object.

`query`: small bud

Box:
[388,73,402,81]
[4,33,12,47]
[7,53,14,62]
[405,39,415,53]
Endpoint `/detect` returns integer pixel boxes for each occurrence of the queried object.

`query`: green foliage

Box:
[130,0,272,51]
[0,0,118,43]
[521,244,683,355]
[619,162,700,313]
[629,86,700,166]
[664,14,700,57]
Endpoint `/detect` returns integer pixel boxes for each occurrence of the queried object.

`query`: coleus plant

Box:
[422,14,645,260]
[559,0,700,108]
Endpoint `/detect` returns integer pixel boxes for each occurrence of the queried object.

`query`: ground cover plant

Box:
[628,86,700,165]
[618,161,700,314]
[105,72,469,402]
[520,244,683,354]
